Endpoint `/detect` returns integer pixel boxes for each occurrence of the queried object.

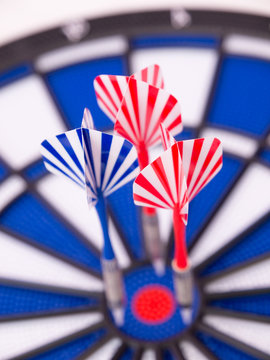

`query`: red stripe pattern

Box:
[94,64,164,123]
[177,137,223,201]
[160,126,223,202]
[160,123,176,150]
[115,78,183,150]
[133,143,188,223]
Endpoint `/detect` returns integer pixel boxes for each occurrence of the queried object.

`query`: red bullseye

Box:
[132,285,175,324]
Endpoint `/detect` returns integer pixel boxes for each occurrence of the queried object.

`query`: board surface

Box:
[0,9,269,360]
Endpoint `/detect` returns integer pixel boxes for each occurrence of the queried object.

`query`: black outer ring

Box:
[0,9,269,73]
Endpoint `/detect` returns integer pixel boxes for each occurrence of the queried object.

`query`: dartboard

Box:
[0,8,270,360]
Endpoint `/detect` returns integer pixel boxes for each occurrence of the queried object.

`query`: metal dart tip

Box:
[180,307,192,324]
[112,306,125,326]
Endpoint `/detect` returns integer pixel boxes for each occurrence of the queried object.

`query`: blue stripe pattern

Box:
[42,128,139,207]
[131,35,219,49]
[0,285,97,316]
[0,192,101,272]
[209,293,270,317]
[28,329,107,360]
[196,331,259,360]
[201,216,270,276]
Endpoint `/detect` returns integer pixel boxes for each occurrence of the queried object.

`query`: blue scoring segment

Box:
[0,284,97,316]
[0,161,8,182]
[0,63,33,88]
[118,348,135,360]
[260,148,270,166]
[45,57,128,131]
[0,192,101,273]
[186,154,244,246]
[208,293,270,317]
[201,216,270,276]
[130,35,219,49]
[207,56,270,137]
[28,329,107,360]
[196,331,259,360]
[107,182,144,259]
[23,159,48,182]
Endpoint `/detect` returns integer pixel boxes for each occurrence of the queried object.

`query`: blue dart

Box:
[40,110,139,325]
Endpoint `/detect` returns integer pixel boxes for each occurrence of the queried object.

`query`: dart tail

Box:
[172,206,193,324]
[138,145,164,276]
[96,196,125,325]
[172,260,194,324]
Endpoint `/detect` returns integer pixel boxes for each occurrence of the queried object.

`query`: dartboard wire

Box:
[181,332,219,360]
[0,220,102,281]
[195,321,270,360]
[195,211,270,276]
[188,124,270,265]
[169,342,186,360]
[76,333,119,360]
[203,306,270,324]
[0,304,101,323]
[132,347,144,360]
[0,276,102,298]
[110,343,129,360]
[10,320,107,360]
[201,247,270,285]
[205,286,270,301]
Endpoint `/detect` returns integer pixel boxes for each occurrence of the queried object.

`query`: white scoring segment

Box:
[203,314,270,356]
[0,75,65,169]
[180,340,209,360]
[84,338,122,360]
[0,176,26,212]
[37,175,103,251]
[0,312,103,360]
[190,163,270,266]
[36,36,128,72]
[130,48,218,127]
[224,34,270,60]
[0,231,103,292]
[201,127,258,159]
[141,349,156,360]
[37,175,132,268]
[157,208,173,245]
[108,219,131,269]
[205,257,270,293]
[150,145,173,245]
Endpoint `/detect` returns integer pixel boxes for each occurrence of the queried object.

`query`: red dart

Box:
[94,64,165,123]
[133,143,189,270]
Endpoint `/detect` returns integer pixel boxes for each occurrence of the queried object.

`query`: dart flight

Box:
[94,64,164,123]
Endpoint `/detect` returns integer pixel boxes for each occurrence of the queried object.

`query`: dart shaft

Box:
[137,145,157,216]
[173,207,188,269]
[96,196,115,260]
[101,258,125,308]
[172,261,193,307]
[141,210,163,260]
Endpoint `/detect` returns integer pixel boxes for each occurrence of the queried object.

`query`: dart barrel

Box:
[172,260,194,308]
[101,258,125,309]
[141,211,164,267]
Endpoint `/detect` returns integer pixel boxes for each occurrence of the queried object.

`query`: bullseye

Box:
[132,285,175,324]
